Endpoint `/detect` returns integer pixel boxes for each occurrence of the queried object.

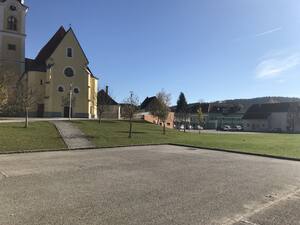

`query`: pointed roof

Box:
[243,102,299,120]
[35,26,67,63]
[140,96,160,111]
[98,90,118,105]
[25,26,97,79]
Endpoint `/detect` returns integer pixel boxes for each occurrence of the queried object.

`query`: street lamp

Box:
[69,83,73,120]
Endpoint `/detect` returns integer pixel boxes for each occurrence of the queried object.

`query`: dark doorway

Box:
[37,104,44,118]
[64,107,72,118]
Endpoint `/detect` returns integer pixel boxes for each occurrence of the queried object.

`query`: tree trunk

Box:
[128,117,133,138]
[98,114,102,125]
[25,107,29,128]
[184,114,186,133]
[163,122,166,135]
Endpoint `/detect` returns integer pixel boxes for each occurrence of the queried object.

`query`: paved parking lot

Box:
[0,145,300,225]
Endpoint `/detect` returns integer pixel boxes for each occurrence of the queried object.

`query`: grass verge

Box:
[0,122,66,153]
[75,120,300,159]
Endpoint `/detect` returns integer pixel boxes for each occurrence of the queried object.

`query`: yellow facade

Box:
[0,0,98,118]
[26,28,98,118]
[0,0,27,103]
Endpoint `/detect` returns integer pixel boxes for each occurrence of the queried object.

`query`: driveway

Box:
[0,145,300,225]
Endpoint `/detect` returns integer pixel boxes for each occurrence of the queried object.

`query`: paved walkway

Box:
[52,121,95,149]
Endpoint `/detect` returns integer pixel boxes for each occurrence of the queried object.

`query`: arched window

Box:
[58,86,65,93]
[64,67,74,77]
[7,16,17,31]
[73,87,80,94]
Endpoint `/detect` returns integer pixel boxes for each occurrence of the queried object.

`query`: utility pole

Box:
[69,83,73,120]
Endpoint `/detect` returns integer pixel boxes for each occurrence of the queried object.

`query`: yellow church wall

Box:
[43,29,94,118]
[26,71,46,114]
[25,29,98,118]
[88,75,98,118]
[2,4,26,35]
[1,35,24,64]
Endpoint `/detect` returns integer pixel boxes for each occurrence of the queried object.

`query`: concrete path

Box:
[52,121,95,149]
[0,145,300,225]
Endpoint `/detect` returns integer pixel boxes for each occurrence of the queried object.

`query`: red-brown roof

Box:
[35,26,67,63]
[25,26,97,80]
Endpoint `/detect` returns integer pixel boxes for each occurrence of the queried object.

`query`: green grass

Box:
[75,120,300,159]
[0,122,66,153]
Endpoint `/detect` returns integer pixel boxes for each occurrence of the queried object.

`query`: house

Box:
[97,86,121,119]
[139,96,174,129]
[0,0,98,118]
[242,102,300,133]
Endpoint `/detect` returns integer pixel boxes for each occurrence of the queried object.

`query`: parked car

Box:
[197,125,204,130]
[273,128,282,133]
[232,125,243,131]
[223,125,231,131]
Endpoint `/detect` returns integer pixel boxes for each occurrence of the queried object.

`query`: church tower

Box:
[0,0,28,101]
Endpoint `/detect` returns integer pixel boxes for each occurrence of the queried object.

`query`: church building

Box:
[0,0,98,118]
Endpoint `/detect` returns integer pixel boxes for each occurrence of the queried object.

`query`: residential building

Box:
[243,102,300,133]
[97,86,121,119]
[139,96,174,129]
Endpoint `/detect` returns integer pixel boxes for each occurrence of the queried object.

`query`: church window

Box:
[8,44,16,50]
[7,16,17,31]
[67,48,73,57]
[64,67,74,77]
[10,5,17,11]
[58,86,65,93]
[73,87,80,94]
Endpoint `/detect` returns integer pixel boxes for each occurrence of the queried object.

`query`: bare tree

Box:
[0,65,13,114]
[197,106,204,134]
[16,82,36,128]
[154,90,171,135]
[123,91,139,138]
[0,78,8,112]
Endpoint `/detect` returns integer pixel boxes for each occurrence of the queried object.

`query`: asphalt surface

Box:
[0,145,300,225]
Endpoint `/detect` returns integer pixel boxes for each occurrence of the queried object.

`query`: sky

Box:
[25,0,300,104]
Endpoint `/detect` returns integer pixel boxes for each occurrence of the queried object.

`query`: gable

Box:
[35,26,66,63]
[49,28,89,65]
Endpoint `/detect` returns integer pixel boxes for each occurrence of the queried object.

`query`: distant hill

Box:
[172,97,300,114]
[221,97,300,113]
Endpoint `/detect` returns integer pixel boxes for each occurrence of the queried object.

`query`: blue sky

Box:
[25,0,300,104]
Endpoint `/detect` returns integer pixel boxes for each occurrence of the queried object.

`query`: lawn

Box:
[0,122,66,153]
[75,120,300,159]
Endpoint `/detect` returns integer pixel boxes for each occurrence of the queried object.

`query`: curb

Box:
[1,143,300,163]
[168,143,300,162]
[0,143,166,155]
